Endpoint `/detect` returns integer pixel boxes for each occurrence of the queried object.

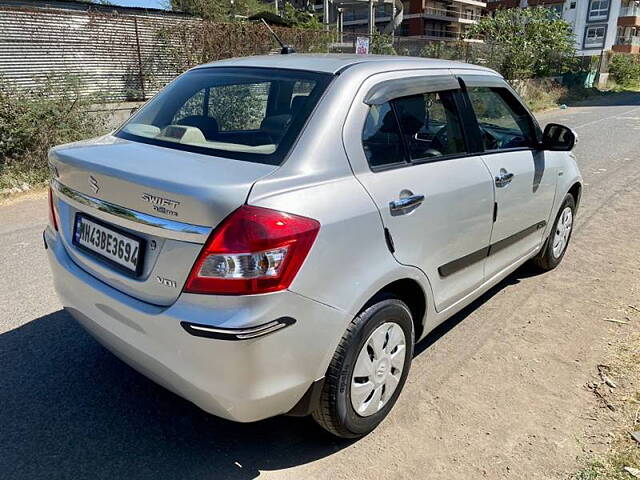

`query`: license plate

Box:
[73,214,144,276]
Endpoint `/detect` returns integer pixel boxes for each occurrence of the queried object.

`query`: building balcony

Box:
[343,15,392,25]
[422,6,482,23]
[423,29,463,40]
[618,6,640,26]
[613,35,640,53]
[486,0,518,10]
[451,0,486,7]
[527,0,564,5]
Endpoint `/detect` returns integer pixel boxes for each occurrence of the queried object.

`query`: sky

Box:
[106,0,168,9]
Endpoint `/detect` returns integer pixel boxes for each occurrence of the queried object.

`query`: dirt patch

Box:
[0,187,47,206]
[572,305,640,479]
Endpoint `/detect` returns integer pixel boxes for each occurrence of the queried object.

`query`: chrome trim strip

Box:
[181,317,296,340]
[189,320,282,335]
[51,179,212,243]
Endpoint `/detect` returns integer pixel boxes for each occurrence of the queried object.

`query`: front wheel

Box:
[532,193,576,271]
[312,298,414,438]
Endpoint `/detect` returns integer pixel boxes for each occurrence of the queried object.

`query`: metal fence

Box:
[0,6,197,101]
[0,5,593,102]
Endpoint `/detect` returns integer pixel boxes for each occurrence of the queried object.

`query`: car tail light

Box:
[184,205,320,295]
[48,186,59,231]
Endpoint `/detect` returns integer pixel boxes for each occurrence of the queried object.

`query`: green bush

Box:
[370,33,396,55]
[609,54,640,87]
[419,41,472,62]
[0,76,110,190]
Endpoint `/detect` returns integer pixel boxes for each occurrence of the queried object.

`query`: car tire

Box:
[312,297,414,439]
[532,193,576,271]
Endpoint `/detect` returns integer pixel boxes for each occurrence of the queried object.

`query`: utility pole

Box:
[368,0,375,36]
[274,0,278,15]
[324,0,329,28]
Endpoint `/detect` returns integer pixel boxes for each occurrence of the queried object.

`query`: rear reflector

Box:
[48,186,59,231]
[184,205,320,295]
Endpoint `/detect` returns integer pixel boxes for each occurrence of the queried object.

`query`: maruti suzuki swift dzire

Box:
[45,54,582,438]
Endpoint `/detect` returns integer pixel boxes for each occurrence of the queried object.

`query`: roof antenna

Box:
[261,18,296,54]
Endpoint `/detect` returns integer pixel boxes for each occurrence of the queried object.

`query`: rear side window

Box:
[392,91,467,161]
[362,102,406,168]
[466,87,535,151]
[116,68,332,165]
[361,87,468,170]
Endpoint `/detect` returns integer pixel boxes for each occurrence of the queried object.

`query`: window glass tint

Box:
[392,91,467,160]
[362,102,405,168]
[290,80,315,114]
[207,83,270,131]
[116,68,332,165]
[467,87,534,151]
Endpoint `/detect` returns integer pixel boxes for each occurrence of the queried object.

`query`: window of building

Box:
[549,4,563,16]
[588,0,610,21]
[570,1,576,8]
[584,24,607,48]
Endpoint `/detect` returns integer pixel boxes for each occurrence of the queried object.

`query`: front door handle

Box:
[389,194,425,216]
[495,169,514,187]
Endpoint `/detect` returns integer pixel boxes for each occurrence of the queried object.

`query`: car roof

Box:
[194,54,499,76]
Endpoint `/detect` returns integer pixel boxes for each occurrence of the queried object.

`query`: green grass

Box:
[523,83,602,112]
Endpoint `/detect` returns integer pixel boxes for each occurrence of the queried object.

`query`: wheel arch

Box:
[568,181,582,211]
[360,278,428,342]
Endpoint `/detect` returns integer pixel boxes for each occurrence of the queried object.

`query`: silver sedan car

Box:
[45,54,582,438]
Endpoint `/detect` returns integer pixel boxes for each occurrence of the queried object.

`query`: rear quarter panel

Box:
[543,151,583,240]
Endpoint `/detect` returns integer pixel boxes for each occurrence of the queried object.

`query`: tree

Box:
[466,8,576,80]
[170,0,268,20]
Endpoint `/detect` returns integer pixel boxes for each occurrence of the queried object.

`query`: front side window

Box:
[466,87,535,151]
[116,68,332,165]
[392,91,467,160]
[584,25,607,48]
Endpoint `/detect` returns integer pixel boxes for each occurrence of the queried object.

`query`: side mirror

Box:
[541,123,578,151]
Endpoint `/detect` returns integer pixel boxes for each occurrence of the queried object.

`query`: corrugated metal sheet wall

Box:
[0,7,198,100]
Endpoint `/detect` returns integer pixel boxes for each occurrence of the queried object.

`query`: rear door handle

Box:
[389,194,425,216]
[495,170,514,187]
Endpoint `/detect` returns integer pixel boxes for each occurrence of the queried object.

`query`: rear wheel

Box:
[312,298,414,438]
[532,193,575,271]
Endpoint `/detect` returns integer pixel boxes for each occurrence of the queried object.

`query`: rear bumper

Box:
[44,227,347,422]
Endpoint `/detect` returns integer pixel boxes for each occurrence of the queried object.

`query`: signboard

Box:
[356,37,370,55]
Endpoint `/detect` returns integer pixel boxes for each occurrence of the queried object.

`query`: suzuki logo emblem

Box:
[88,176,99,194]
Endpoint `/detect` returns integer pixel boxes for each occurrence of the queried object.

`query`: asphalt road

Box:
[1,93,640,480]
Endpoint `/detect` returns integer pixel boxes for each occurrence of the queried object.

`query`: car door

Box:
[344,72,495,312]
[459,75,558,280]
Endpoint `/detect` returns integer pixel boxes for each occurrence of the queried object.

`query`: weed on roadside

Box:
[0,75,111,193]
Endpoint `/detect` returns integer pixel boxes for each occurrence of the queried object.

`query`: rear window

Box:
[116,67,332,165]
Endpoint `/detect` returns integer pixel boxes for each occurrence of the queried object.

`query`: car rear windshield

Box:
[116,67,333,165]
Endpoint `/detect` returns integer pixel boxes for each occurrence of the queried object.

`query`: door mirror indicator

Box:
[541,123,577,151]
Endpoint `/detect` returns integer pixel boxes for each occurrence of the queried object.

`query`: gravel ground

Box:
[1,92,639,480]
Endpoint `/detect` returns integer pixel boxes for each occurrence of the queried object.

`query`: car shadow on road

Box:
[414,263,540,357]
[0,310,351,480]
[0,265,544,480]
